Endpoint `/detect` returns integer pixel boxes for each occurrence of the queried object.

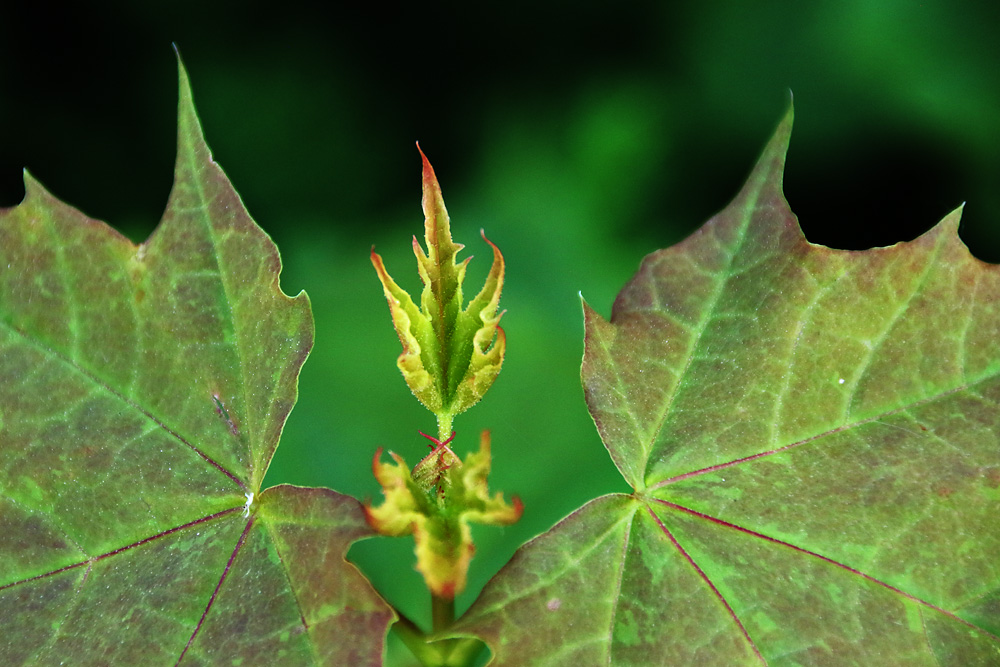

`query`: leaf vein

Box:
[604,509,635,665]
[0,320,246,491]
[655,371,999,487]
[178,151,255,486]
[175,513,255,666]
[845,233,947,421]
[641,185,766,480]
[645,505,766,663]
[652,498,1000,642]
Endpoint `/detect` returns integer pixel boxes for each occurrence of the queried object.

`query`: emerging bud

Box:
[365,430,522,600]
[371,146,505,436]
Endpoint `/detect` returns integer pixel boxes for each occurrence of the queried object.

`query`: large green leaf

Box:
[452,106,1000,664]
[0,60,392,663]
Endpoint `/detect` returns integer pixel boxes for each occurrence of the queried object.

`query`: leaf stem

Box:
[392,613,436,664]
[393,607,485,667]
[437,413,454,444]
[439,637,487,667]
[432,593,455,633]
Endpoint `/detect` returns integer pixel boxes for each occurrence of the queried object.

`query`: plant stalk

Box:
[437,413,454,444]
[392,614,434,664]
[394,607,486,667]
[432,593,455,634]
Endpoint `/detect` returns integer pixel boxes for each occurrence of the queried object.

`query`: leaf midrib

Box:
[175,128,256,487]
[638,184,766,480]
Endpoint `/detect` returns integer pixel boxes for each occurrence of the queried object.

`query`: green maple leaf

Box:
[0,59,392,664]
[450,105,1000,664]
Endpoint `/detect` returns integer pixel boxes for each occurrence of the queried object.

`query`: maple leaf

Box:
[450,105,1000,664]
[0,57,392,663]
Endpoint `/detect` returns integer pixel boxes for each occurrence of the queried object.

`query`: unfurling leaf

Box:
[371,147,505,437]
[365,431,522,600]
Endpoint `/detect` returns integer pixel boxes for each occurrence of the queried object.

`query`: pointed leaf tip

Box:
[760,98,794,176]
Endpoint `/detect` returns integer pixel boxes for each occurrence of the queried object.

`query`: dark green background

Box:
[3,1,999,660]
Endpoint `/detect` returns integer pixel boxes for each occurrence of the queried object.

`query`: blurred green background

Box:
[3,1,999,662]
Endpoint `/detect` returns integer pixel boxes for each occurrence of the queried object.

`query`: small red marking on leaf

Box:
[935,486,955,499]
[211,392,240,437]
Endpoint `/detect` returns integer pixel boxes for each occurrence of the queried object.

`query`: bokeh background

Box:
[3,1,999,663]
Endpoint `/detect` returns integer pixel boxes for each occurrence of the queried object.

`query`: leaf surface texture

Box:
[453,106,1000,665]
[0,61,392,664]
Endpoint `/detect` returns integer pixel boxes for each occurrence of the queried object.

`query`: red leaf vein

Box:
[0,506,242,593]
[645,506,766,663]
[651,498,999,641]
[175,514,255,665]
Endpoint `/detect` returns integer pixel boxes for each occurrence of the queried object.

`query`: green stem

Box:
[437,413,454,444]
[439,637,487,667]
[392,608,486,667]
[432,593,455,634]
[392,614,433,664]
